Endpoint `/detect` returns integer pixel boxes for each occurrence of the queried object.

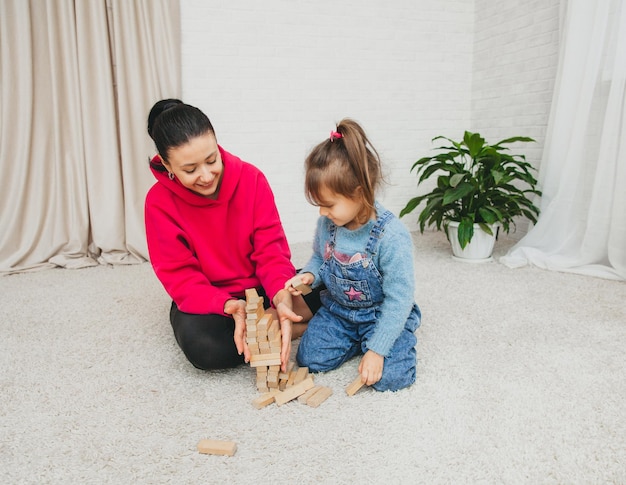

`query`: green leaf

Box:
[457,218,474,249]
[442,182,475,205]
[399,197,420,218]
[477,207,497,224]
[491,170,505,185]
[418,195,444,227]
[450,173,465,187]
[464,132,485,159]
[494,136,535,146]
[477,222,494,236]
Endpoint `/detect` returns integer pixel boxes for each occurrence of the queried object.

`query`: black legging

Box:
[169,286,323,370]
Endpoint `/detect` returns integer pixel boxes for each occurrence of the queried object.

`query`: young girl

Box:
[285,119,421,392]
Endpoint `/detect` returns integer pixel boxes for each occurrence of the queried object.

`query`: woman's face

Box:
[165,131,223,198]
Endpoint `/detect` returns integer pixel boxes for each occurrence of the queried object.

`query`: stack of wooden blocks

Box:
[244,288,334,409]
[244,288,282,392]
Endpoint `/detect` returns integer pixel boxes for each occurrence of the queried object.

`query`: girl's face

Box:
[165,132,223,198]
[316,185,366,230]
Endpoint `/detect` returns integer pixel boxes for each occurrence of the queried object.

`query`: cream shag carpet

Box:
[1,231,625,484]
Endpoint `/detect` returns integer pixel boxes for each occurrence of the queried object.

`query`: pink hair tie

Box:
[330,130,343,142]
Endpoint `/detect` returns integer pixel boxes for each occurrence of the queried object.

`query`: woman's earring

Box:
[168,172,174,181]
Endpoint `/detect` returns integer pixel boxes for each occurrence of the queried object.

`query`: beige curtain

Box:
[0,0,180,274]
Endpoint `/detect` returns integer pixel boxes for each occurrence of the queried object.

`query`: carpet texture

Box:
[1,231,624,484]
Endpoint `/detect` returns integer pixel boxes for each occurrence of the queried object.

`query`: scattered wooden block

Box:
[298,385,323,403]
[252,389,280,409]
[306,386,333,408]
[197,439,237,456]
[346,376,366,396]
[286,370,297,388]
[294,366,309,384]
[274,376,315,406]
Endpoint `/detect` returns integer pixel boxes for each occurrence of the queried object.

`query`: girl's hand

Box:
[225,299,250,363]
[273,289,304,372]
[284,272,315,296]
[359,350,384,386]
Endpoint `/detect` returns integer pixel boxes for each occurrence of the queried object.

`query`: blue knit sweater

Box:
[301,203,417,356]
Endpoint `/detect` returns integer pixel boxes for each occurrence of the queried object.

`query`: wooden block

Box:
[197,439,237,456]
[257,313,271,331]
[278,362,294,380]
[267,319,280,339]
[306,386,333,407]
[286,370,296,387]
[292,276,312,295]
[249,353,281,367]
[269,342,280,352]
[245,288,259,301]
[252,389,280,409]
[269,344,281,353]
[274,376,315,406]
[298,385,323,403]
[245,302,260,312]
[346,376,366,396]
[246,305,264,320]
[294,366,309,384]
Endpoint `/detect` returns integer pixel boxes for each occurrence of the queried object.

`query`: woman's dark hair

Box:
[147,99,215,162]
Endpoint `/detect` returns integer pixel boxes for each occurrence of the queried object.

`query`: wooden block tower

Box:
[244,288,334,409]
[245,288,282,392]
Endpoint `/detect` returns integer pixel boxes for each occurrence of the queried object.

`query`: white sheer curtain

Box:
[0,0,180,274]
[501,0,626,281]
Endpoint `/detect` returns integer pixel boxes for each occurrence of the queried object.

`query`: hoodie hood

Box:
[149,146,244,207]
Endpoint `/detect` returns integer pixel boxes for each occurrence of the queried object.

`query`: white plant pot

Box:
[447,221,497,263]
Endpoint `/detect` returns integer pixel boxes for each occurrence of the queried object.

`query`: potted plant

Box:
[399,131,541,261]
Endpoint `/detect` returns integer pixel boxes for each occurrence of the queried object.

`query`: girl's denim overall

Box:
[297,208,421,391]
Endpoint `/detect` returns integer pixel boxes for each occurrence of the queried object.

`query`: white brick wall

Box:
[471,0,560,236]
[472,0,560,163]
[180,0,560,243]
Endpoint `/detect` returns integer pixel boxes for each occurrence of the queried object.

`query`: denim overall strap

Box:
[365,204,394,257]
[327,221,338,254]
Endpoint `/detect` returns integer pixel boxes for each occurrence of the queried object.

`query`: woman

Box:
[145,99,315,371]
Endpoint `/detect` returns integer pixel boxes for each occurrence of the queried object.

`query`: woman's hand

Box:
[359,350,384,386]
[225,299,250,363]
[284,272,315,296]
[273,289,304,372]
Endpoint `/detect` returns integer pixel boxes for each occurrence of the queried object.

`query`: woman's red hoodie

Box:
[145,146,295,315]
